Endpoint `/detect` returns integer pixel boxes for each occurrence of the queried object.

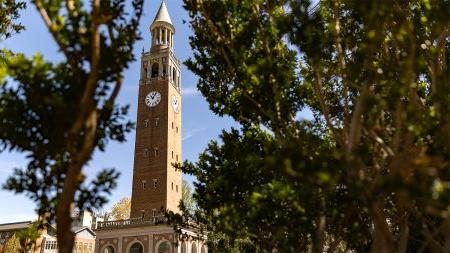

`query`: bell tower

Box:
[130,1,182,219]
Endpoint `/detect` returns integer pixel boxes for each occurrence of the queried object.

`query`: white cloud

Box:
[182,87,200,96]
[182,126,207,141]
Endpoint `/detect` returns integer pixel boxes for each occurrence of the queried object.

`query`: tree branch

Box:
[32,0,79,71]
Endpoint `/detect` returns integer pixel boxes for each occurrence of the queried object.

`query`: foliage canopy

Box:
[0,0,144,252]
[181,0,450,252]
[0,0,25,40]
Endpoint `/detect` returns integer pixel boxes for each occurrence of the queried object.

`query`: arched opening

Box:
[191,243,197,253]
[157,241,171,253]
[201,245,206,253]
[181,242,187,253]
[151,63,159,78]
[162,64,167,78]
[172,68,177,83]
[104,245,115,253]
[129,242,143,253]
[142,67,147,79]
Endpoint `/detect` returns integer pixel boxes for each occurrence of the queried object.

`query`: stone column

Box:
[165,29,169,45]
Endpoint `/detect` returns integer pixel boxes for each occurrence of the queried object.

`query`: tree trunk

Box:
[370,200,394,253]
[56,161,83,253]
[313,216,326,253]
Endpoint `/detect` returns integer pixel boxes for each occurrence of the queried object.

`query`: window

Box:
[142,180,147,189]
[171,182,174,190]
[129,242,143,253]
[176,155,179,162]
[152,209,157,217]
[143,148,149,157]
[141,210,145,219]
[153,179,158,189]
[151,63,159,78]
[89,243,93,253]
[201,245,206,253]
[171,122,174,129]
[45,241,58,250]
[172,151,174,159]
[191,243,197,253]
[176,127,178,133]
[144,119,149,128]
[84,243,88,253]
[155,118,159,127]
[163,64,167,77]
[154,147,159,157]
[158,241,170,253]
[104,246,115,253]
[176,185,178,192]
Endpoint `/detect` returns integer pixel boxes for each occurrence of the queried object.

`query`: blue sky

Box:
[0,0,238,223]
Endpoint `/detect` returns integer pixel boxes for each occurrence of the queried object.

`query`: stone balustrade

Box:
[96,216,168,230]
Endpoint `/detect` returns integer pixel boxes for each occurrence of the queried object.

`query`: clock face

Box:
[145,91,161,107]
[171,95,179,113]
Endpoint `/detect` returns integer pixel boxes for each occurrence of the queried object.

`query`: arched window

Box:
[104,246,115,253]
[129,242,143,253]
[181,242,187,253]
[158,241,171,253]
[201,245,206,253]
[191,243,197,253]
[151,63,159,78]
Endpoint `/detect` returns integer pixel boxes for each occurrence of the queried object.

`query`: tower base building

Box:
[94,2,207,253]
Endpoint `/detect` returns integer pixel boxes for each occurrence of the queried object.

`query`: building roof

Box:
[150,1,175,32]
[72,226,96,237]
[0,221,32,231]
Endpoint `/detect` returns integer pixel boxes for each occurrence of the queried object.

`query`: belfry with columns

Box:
[94,2,207,253]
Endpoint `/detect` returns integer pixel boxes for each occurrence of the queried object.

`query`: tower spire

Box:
[151,1,174,31]
[150,1,175,49]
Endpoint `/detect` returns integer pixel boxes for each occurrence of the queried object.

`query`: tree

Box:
[110,197,131,220]
[1,234,20,253]
[15,221,40,253]
[181,0,450,252]
[0,222,40,253]
[0,0,144,252]
[181,179,196,215]
[0,0,25,40]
